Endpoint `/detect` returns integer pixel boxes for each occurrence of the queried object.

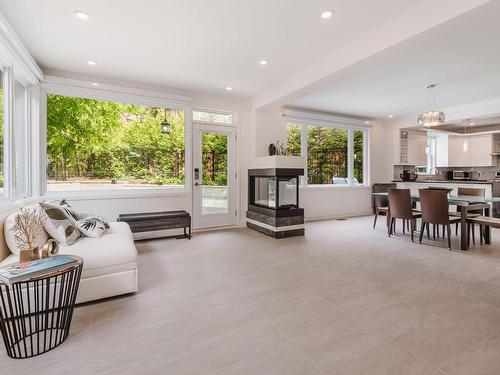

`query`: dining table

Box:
[372,192,500,250]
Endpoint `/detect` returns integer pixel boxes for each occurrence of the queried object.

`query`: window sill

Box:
[43,187,191,201]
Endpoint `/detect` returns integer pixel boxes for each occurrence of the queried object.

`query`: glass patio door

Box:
[192,124,236,228]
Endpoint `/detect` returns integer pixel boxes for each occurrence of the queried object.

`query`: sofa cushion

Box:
[0,222,137,279]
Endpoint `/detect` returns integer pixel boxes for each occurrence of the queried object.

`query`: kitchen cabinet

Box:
[406,131,427,166]
[448,134,493,167]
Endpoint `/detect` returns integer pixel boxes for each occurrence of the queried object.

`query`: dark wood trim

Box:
[248,168,304,177]
[118,210,192,240]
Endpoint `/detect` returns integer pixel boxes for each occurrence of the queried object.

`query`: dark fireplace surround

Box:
[246,168,305,238]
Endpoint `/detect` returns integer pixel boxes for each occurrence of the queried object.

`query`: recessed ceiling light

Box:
[225,86,233,91]
[91,82,99,87]
[388,114,394,118]
[74,11,89,21]
[259,60,268,66]
[321,10,334,19]
[365,120,371,124]
[87,60,97,66]
[470,122,475,126]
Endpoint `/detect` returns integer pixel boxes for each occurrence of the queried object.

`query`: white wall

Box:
[246,108,393,220]
[301,186,373,220]
[67,194,191,223]
[41,74,250,231]
[254,109,286,156]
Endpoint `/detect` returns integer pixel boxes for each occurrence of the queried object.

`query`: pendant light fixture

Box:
[161,108,171,134]
[463,119,471,152]
[417,84,446,128]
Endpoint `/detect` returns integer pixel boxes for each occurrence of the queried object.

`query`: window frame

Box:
[192,108,236,127]
[40,80,193,199]
[285,117,370,188]
[1,68,12,200]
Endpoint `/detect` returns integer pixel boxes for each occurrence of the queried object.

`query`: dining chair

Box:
[452,187,485,245]
[372,183,396,229]
[373,197,389,229]
[423,187,453,239]
[418,189,460,250]
[388,188,421,242]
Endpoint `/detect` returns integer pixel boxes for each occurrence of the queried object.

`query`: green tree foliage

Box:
[202,133,227,186]
[286,124,364,184]
[286,124,301,156]
[47,95,185,185]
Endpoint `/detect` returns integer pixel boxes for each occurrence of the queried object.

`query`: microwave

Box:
[453,171,472,180]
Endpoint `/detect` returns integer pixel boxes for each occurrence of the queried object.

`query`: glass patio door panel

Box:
[193,124,236,228]
[201,132,229,215]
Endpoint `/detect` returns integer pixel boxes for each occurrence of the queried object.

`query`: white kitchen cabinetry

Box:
[448,134,493,167]
[407,131,427,166]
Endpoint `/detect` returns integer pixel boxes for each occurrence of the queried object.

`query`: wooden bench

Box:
[468,216,498,245]
[468,216,500,228]
[118,210,191,240]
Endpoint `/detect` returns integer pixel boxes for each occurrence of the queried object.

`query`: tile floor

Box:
[2,216,500,374]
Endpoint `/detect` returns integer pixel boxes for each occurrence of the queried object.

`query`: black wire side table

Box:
[0,255,83,359]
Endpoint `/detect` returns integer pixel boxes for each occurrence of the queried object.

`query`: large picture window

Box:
[286,121,368,186]
[46,94,185,192]
[307,126,348,184]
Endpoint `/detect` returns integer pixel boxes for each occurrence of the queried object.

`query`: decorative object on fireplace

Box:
[246,168,305,238]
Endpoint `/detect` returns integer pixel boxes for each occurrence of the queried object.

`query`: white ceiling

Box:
[0,0,427,99]
[290,1,500,119]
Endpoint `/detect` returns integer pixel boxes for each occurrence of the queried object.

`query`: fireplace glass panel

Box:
[278,177,298,209]
[252,176,298,209]
[254,177,276,209]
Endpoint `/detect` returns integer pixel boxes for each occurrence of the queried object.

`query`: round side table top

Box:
[0,255,83,285]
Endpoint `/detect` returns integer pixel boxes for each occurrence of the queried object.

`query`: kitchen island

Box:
[392,180,493,198]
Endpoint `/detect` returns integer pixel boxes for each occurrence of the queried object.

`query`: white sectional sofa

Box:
[0,198,138,304]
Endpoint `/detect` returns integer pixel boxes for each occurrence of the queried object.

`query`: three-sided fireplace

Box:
[247,168,305,238]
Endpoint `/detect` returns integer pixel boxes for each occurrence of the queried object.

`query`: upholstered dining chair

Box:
[388,188,421,242]
[372,183,396,229]
[418,189,460,250]
[452,187,485,245]
[373,200,389,229]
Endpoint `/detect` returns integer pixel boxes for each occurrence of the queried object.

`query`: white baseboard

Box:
[304,210,373,222]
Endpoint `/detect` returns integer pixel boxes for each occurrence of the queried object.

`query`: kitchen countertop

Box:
[392,180,494,185]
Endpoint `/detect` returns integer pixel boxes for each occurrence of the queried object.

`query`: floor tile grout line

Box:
[307,278,490,370]
[197,229,477,373]
[82,305,95,373]
[196,248,327,375]
[435,335,492,372]
[305,288,440,371]
[314,247,496,341]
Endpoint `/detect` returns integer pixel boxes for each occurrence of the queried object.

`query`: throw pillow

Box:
[4,205,49,256]
[39,202,80,246]
[47,200,110,239]
[76,215,110,238]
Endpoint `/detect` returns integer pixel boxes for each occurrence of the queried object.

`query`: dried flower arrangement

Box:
[13,207,46,251]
